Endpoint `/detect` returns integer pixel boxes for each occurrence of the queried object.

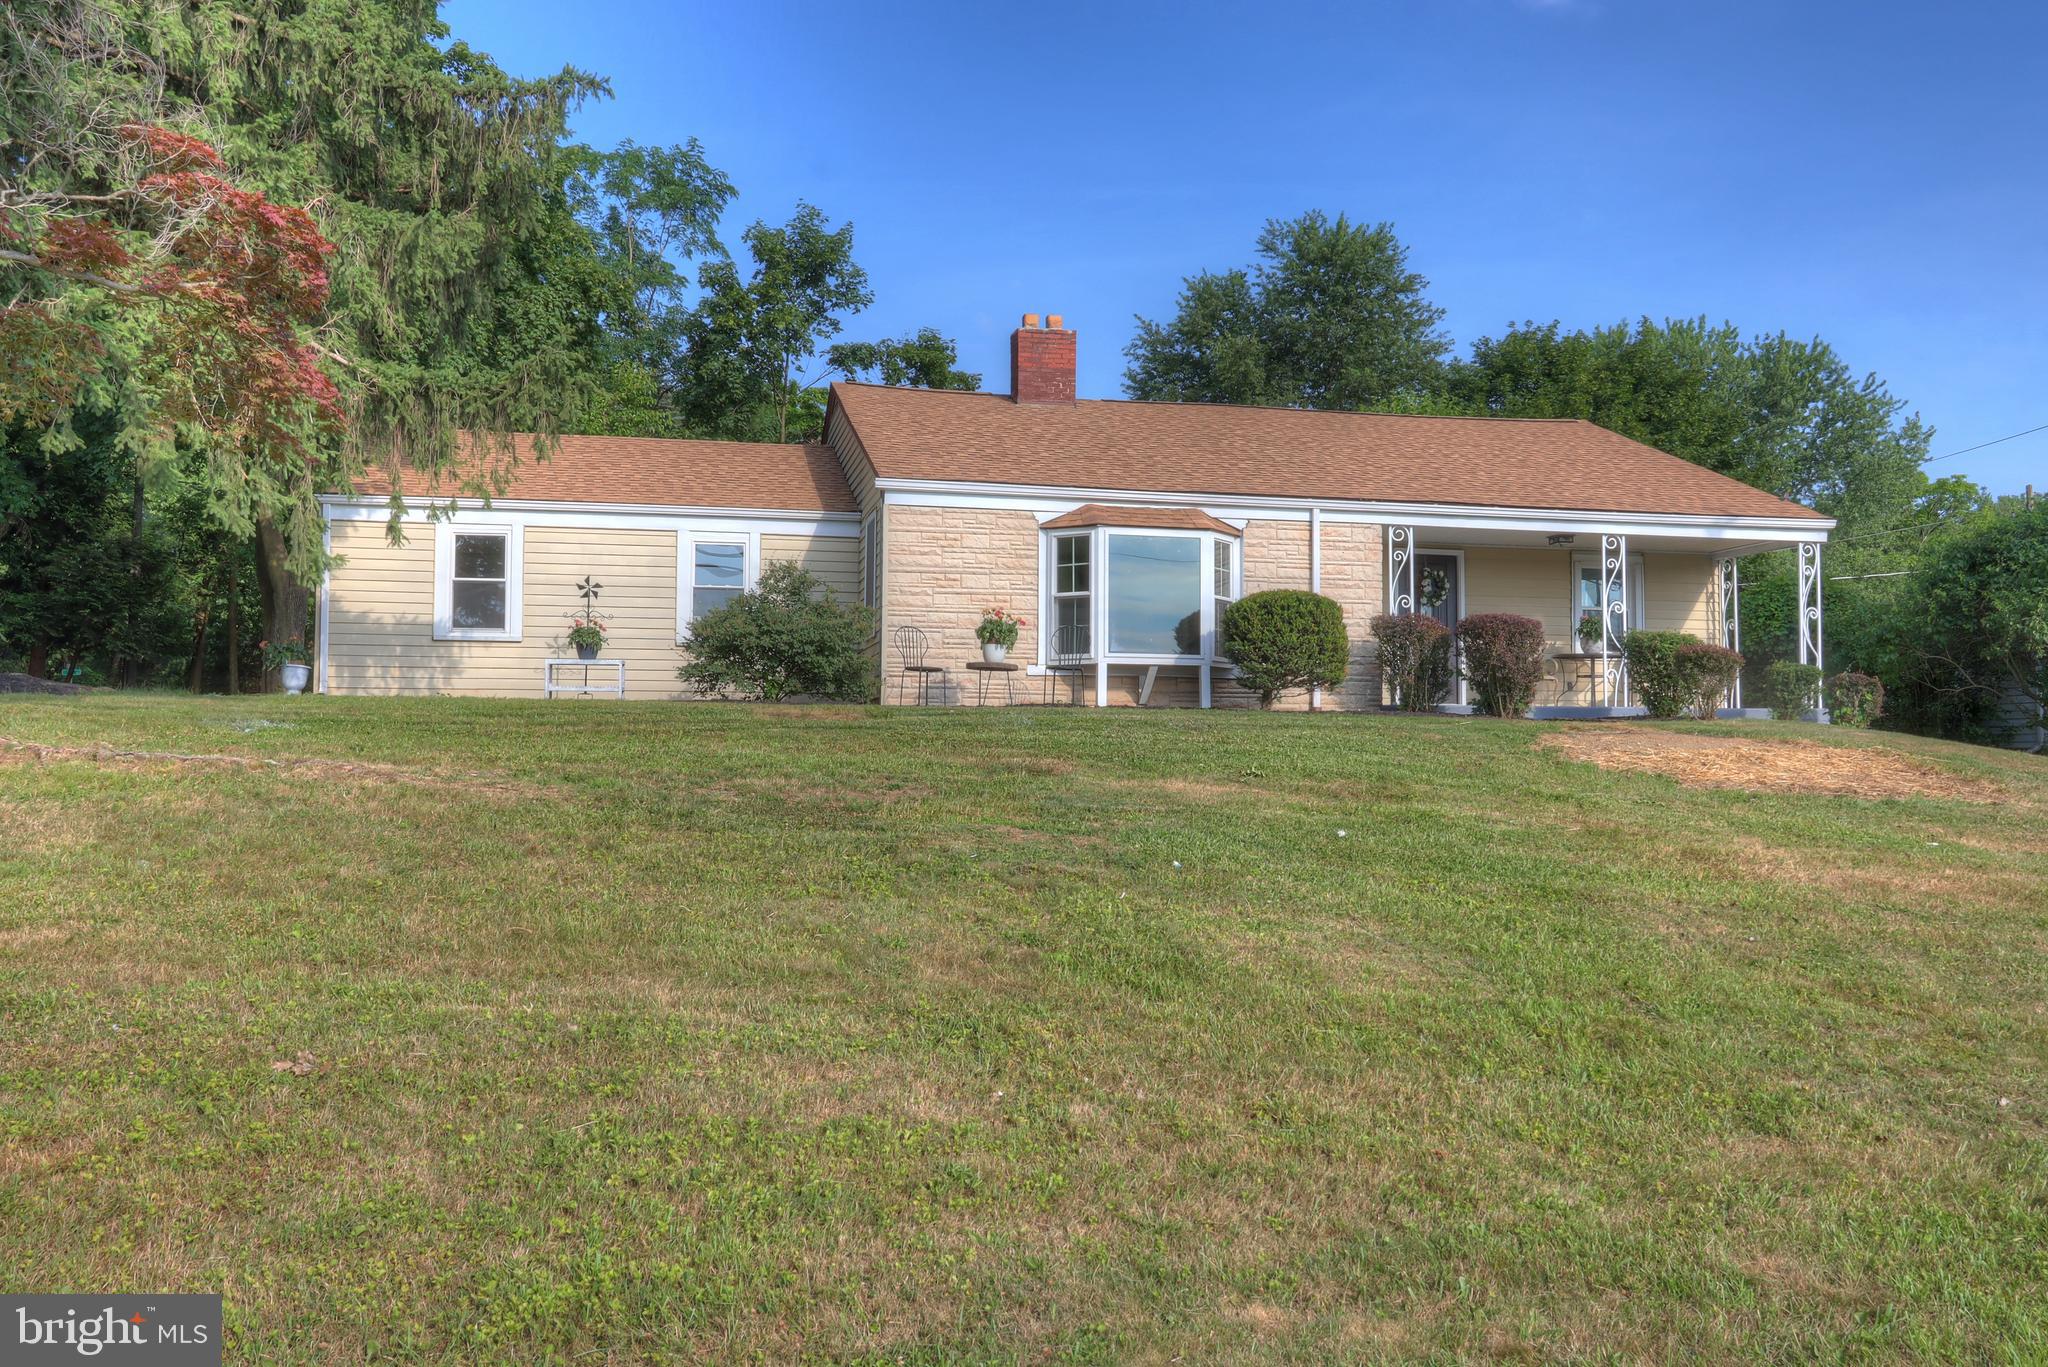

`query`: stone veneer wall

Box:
[1215,518,1383,711]
[881,503,1041,705]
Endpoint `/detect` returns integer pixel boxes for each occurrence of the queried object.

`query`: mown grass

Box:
[1,696,2043,1364]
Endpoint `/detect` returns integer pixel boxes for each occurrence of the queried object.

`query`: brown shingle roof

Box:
[1041,504,1241,535]
[351,434,857,514]
[830,383,1825,521]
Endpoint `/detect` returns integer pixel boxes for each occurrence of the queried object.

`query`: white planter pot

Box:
[981,642,1008,664]
[281,662,311,695]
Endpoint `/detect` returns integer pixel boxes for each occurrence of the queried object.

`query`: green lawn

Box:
[2,697,2044,1364]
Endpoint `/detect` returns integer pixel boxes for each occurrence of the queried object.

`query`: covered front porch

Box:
[1380,516,1828,718]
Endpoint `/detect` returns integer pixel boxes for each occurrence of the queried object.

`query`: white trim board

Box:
[320,497,858,538]
[877,480,1832,542]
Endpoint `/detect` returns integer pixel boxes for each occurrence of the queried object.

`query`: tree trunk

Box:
[125,474,146,687]
[188,578,213,693]
[227,561,240,696]
[253,517,309,693]
[27,641,48,678]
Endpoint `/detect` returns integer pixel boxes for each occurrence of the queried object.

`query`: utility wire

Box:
[1921,421,2048,464]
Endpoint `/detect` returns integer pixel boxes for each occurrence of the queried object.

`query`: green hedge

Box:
[1622,630,1702,718]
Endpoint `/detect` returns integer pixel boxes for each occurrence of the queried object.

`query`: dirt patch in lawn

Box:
[0,736,535,795]
[1535,727,2001,802]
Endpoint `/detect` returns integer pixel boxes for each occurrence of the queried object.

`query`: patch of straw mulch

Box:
[1535,726,2001,802]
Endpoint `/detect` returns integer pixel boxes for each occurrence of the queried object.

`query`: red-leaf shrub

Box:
[1370,612,1453,711]
[1675,642,1744,719]
[1456,613,1547,717]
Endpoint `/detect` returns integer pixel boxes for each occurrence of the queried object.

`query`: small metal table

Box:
[544,657,625,699]
[1551,652,1612,703]
[966,660,1021,706]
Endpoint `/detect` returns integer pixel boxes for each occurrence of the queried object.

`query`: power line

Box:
[1922,421,2048,465]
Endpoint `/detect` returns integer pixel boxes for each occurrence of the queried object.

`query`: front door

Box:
[1415,552,1464,704]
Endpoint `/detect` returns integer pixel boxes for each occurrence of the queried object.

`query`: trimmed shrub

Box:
[677,562,876,702]
[1622,630,1703,718]
[1221,590,1349,709]
[1370,612,1453,711]
[1759,661,1824,720]
[1826,671,1885,728]
[1675,642,1744,719]
[1456,613,1547,718]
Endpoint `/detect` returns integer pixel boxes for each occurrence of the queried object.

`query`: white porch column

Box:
[1095,656,1109,708]
[1386,524,1416,613]
[1600,533,1628,707]
[1798,543,1823,673]
[1718,555,1742,709]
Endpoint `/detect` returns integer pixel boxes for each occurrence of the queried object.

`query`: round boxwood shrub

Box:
[1455,613,1547,717]
[1370,612,1453,711]
[1675,641,1744,719]
[1221,590,1349,709]
[1622,630,1703,718]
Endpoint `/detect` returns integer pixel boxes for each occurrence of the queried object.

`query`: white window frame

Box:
[433,521,523,641]
[1037,525,1240,667]
[1570,550,1646,636]
[677,530,760,641]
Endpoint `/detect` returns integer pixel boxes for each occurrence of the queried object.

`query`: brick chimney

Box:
[1010,312,1076,403]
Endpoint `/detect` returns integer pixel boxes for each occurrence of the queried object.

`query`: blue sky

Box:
[457,0,2048,494]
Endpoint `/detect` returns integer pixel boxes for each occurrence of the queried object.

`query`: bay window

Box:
[1041,522,1239,665]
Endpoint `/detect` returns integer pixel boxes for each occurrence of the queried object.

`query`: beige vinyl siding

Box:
[763,532,859,601]
[326,521,688,698]
[1461,548,1717,648]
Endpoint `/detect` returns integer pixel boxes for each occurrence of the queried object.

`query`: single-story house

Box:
[316,313,1833,711]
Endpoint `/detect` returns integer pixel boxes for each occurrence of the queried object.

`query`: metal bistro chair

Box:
[1043,623,1088,706]
[891,625,947,705]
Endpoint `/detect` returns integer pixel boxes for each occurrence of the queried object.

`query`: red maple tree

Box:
[0,123,342,458]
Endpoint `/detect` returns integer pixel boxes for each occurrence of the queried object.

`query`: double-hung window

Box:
[434,523,521,641]
[688,540,747,622]
[1212,539,1236,655]
[1571,551,1645,643]
[1051,533,1091,656]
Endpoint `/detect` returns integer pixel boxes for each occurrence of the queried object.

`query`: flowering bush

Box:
[259,638,310,669]
[1455,613,1547,717]
[976,607,1026,649]
[1370,612,1453,711]
[566,618,607,652]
